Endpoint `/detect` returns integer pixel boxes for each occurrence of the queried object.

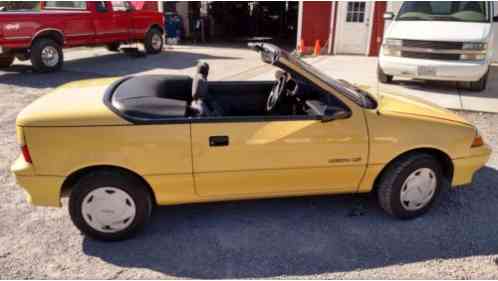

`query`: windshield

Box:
[397,1,490,23]
[280,51,375,108]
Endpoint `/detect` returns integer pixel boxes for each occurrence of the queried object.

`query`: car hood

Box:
[385,21,491,42]
[17,78,130,127]
[376,91,473,127]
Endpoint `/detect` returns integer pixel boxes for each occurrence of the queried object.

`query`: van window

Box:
[397,1,490,23]
[44,1,87,10]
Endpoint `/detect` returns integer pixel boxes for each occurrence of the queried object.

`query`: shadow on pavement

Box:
[83,166,498,278]
[0,51,240,89]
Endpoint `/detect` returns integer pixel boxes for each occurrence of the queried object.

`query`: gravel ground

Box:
[1,53,498,279]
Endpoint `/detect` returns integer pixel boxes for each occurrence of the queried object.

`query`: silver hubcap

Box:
[400,168,437,211]
[41,46,59,67]
[151,33,162,50]
[81,187,136,233]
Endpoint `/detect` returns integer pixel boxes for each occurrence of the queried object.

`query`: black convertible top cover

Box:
[110,75,192,121]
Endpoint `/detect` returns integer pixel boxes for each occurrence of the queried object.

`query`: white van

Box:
[378,1,496,91]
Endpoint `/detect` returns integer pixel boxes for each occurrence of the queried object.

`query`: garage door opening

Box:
[176,1,297,50]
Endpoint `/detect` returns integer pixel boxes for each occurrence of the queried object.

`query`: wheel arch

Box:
[147,24,164,34]
[31,28,64,47]
[60,165,157,205]
[371,147,454,192]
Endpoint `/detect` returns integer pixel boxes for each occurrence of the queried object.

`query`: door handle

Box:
[209,136,229,147]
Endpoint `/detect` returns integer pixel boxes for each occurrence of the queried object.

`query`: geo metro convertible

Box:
[12,43,491,241]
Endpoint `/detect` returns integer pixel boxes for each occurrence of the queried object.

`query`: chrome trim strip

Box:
[385,45,485,55]
[4,36,31,40]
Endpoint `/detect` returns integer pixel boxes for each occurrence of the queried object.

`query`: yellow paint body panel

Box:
[10,76,491,208]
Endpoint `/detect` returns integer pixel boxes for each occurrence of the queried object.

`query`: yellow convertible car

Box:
[12,43,491,241]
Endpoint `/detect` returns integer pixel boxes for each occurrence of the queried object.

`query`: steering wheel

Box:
[266,74,287,112]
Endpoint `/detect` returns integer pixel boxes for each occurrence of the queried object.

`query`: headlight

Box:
[383,39,402,56]
[462,42,487,50]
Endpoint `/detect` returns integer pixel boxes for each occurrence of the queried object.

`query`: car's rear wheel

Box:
[69,169,153,241]
[468,71,488,92]
[377,153,445,219]
[30,38,63,73]
[144,28,163,54]
[0,55,14,68]
[106,42,121,52]
[377,65,393,84]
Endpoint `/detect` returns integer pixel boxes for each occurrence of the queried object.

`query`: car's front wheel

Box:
[377,153,445,219]
[69,169,153,241]
[377,65,393,84]
[30,38,63,72]
[468,71,488,92]
[144,28,163,54]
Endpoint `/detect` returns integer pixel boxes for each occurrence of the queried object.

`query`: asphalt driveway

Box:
[1,46,498,279]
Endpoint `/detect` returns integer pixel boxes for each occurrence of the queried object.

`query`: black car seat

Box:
[190,62,223,117]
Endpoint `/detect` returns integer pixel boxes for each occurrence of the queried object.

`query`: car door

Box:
[190,104,368,197]
[92,1,129,44]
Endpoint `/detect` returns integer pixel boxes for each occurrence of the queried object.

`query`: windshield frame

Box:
[396,1,491,23]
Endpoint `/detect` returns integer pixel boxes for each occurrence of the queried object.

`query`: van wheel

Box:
[69,170,153,241]
[468,71,488,92]
[144,28,163,54]
[30,38,63,73]
[106,42,121,52]
[377,153,445,219]
[377,65,393,84]
[0,55,14,68]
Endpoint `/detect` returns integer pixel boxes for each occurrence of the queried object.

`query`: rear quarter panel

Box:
[129,10,164,40]
[23,124,195,204]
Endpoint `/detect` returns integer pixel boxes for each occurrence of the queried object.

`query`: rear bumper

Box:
[379,55,489,82]
[10,156,64,207]
[452,145,492,187]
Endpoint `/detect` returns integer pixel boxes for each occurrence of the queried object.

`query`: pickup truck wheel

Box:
[144,28,163,54]
[377,153,445,219]
[69,170,153,241]
[468,71,488,92]
[377,65,393,84]
[30,38,63,73]
[106,42,121,52]
[0,55,14,68]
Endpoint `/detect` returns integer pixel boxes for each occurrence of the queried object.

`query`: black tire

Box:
[377,65,393,84]
[30,38,63,73]
[144,28,163,54]
[377,153,446,219]
[106,42,121,52]
[468,71,488,92]
[69,169,153,241]
[0,55,14,68]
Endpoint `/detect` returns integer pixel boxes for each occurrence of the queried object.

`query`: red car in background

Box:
[0,1,164,72]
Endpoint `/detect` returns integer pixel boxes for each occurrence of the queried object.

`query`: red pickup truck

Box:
[0,1,164,72]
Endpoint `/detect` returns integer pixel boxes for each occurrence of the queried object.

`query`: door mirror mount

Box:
[384,12,395,20]
[321,107,351,122]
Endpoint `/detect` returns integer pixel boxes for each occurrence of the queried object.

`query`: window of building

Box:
[346,2,366,22]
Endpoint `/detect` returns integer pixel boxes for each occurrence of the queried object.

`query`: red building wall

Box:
[369,1,387,56]
[301,1,332,54]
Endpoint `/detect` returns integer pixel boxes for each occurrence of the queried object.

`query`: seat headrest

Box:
[197,62,209,79]
[192,75,208,100]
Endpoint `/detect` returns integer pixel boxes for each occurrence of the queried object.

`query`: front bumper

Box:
[11,156,64,207]
[452,144,492,187]
[379,55,488,82]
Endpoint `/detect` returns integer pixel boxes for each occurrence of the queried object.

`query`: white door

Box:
[335,1,372,55]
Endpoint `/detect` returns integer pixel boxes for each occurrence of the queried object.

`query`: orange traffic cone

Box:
[313,40,321,56]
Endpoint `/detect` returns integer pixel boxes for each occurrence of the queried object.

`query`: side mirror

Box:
[493,16,498,22]
[322,106,351,122]
[384,12,395,20]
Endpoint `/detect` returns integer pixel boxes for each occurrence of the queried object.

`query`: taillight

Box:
[21,145,32,163]
[471,129,484,148]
